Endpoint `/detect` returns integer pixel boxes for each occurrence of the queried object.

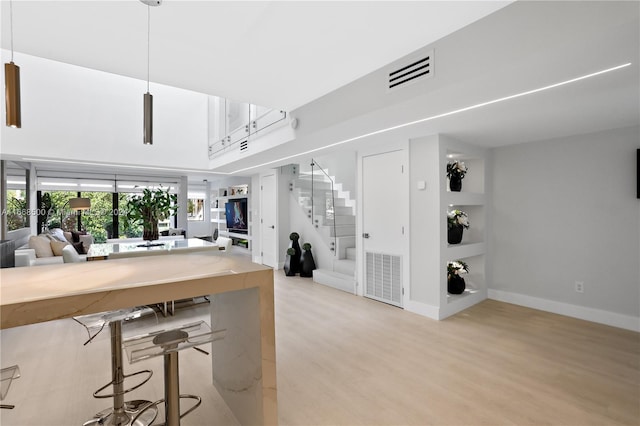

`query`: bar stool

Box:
[74,308,159,426]
[123,321,226,426]
[0,365,20,410]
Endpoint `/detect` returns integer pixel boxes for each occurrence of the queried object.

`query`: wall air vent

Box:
[365,252,402,307]
[387,50,433,91]
[239,139,249,154]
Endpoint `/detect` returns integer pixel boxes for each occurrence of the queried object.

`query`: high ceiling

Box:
[0,0,511,111]
[1,1,638,182]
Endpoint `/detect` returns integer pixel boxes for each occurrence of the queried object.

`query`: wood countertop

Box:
[0,251,273,330]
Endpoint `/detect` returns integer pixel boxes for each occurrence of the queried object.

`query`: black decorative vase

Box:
[448,226,463,244]
[448,275,466,294]
[289,240,301,274]
[449,176,462,192]
[300,249,316,278]
[284,255,296,276]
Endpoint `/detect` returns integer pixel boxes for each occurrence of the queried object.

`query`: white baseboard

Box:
[404,300,440,321]
[488,289,640,332]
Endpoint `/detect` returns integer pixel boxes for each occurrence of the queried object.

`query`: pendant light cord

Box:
[147,5,150,93]
[9,0,14,62]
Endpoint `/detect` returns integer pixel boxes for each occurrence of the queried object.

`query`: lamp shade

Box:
[5,62,21,128]
[69,197,91,210]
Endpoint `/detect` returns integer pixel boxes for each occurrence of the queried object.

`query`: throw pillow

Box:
[48,228,68,242]
[72,241,84,255]
[71,230,87,243]
[50,240,70,256]
[29,235,54,258]
[78,234,93,254]
[63,231,73,244]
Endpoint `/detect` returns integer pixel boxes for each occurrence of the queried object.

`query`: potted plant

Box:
[447,209,469,244]
[284,247,296,276]
[446,161,468,192]
[300,242,316,277]
[127,187,178,241]
[447,260,469,294]
[288,232,301,274]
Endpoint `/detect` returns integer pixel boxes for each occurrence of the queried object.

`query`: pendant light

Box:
[5,0,21,128]
[142,0,161,144]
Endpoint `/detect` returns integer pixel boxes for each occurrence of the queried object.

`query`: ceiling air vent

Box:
[387,50,433,91]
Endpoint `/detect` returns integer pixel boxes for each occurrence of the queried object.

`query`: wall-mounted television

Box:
[225,198,248,234]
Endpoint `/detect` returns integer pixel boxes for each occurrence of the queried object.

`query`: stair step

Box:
[329,225,356,237]
[334,206,353,215]
[334,259,355,276]
[346,247,356,261]
[312,269,355,294]
[320,215,354,226]
[295,181,333,190]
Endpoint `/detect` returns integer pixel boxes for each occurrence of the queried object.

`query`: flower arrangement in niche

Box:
[447,260,469,294]
[447,260,469,278]
[447,210,469,229]
[446,161,468,192]
[447,209,469,244]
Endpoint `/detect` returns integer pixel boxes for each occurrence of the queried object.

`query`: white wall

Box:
[490,126,640,330]
[0,51,209,170]
[186,182,211,238]
[408,135,440,308]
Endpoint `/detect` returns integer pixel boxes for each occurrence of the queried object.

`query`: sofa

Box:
[15,228,93,267]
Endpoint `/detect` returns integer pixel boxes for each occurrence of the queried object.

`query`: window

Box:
[187,198,204,221]
[4,162,28,231]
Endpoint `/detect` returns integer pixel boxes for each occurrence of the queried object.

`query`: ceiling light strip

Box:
[231,62,632,174]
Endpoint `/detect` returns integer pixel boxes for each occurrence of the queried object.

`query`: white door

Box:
[260,172,277,267]
[362,150,405,307]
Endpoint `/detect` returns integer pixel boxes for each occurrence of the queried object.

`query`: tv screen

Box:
[225,198,248,234]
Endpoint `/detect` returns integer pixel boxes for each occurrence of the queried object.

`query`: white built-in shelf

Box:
[445,192,485,206]
[440,137,488,318]
[220,231,252,240]
[445,242,485,259]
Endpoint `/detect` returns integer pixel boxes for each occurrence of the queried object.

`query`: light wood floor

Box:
[1,269,639,425]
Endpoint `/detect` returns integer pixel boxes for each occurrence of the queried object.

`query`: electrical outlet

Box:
[575,281,584,293]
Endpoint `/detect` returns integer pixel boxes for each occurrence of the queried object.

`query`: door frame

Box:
[259,171,278,267]
[357,143,411,308]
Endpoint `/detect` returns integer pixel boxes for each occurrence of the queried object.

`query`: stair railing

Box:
[310,159,337,255]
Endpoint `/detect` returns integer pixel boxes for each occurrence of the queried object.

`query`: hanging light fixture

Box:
[5,0,21,128]
[141,0,161,144]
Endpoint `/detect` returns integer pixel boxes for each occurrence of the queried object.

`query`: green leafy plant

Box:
[447,209,469,229]
[302,242,312,251]
[289,232,300,240]
[126,187,178,237]
[287,247,296,256]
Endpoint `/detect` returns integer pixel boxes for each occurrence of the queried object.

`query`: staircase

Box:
[292,165,357,293]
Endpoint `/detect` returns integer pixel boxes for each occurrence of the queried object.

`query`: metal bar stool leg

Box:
[164,352,181,426]
[125,321,224,426]
[111,320,128,425]
[83,318,157,426]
